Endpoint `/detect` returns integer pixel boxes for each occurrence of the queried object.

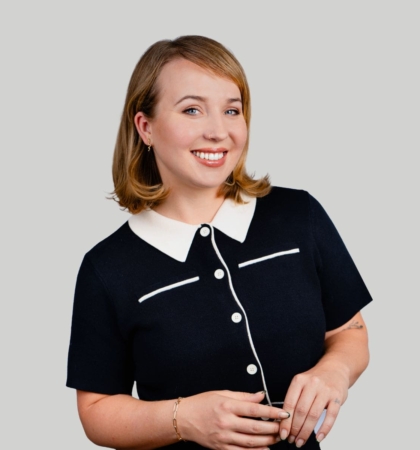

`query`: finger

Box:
[233,401,290,421]
[218,390,290,421]
[220,390,267,402]
[288,391,316,444]
[226,445,271,450]
[232,432,281,449]
[278,377,305,441]
[315,398,341,444]
[294,397,329,448]
[233,417,280,436]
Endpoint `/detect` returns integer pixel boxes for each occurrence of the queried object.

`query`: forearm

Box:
[78,390,286,450]
[279,314,369,445]
[78,392,177,450]
[319,324,369,389]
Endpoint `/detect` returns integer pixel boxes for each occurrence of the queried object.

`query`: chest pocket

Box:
[138,272,199,304]
[238,246,300,269]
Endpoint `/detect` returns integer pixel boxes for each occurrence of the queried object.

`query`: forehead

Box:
[155,58,241,102]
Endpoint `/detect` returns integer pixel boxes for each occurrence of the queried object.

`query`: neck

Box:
[153,187,225,225]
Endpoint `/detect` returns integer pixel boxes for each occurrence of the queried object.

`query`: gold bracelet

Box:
[173,397,186,442]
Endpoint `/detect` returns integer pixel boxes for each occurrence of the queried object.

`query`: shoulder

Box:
[255,186,312,218]
[82,221,153,275]
[85,222,132,261]
[245,186,314,242]
[258,185,310,204]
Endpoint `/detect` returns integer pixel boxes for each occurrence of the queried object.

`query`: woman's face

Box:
[135,58,248,195]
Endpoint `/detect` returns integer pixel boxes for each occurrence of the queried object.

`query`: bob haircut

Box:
[112,35,271,214]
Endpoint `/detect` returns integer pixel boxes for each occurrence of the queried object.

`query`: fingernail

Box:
[280,429,288,440]
[288,435,295,444]
[316,433,325,443]
[296,439,305,448]
[257,390,266,395]
[278,411,290,419]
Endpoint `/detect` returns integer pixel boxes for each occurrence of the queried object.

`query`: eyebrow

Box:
[174,95,242,106]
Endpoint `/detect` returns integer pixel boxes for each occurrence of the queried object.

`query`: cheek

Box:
[233,121,248,150]
[155,118,198,149]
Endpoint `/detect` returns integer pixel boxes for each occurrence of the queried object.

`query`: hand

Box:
[177,390,290,450]
[279,364,349,447]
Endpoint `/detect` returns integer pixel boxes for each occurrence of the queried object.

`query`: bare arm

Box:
[278,311,369,447]
[77,390,290,450]
[77,392,177,450]
[322,311,369,388]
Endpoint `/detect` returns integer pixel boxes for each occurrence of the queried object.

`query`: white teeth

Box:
[193,151,225,161]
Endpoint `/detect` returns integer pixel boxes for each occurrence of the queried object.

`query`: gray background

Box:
[1,1,419,448]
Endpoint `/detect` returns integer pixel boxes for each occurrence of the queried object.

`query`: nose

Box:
[203,113,228,142]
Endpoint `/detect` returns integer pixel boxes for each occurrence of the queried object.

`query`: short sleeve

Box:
[308,193,372,330]
[66,256,134,395]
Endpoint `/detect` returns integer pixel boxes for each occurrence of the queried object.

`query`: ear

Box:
[134,111,153,146]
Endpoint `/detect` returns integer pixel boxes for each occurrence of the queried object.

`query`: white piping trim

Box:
[138,276,199,303]
[238,248,300,268]
[209,225,272,406]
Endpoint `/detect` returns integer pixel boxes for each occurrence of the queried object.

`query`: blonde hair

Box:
[112,35,271,213]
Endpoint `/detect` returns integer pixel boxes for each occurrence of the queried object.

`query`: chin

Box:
[188,178,227,191]
[183,171,228,190]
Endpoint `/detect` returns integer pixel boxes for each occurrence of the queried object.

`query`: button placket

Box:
[209,224,270,402]
[207,224,271,403]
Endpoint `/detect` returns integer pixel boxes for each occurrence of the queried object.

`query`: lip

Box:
[191,148,228,167]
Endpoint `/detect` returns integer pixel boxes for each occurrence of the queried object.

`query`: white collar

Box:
[128,196,256,262]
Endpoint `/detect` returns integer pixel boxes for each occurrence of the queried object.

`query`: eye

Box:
[225,109,240,115]
[183,108,200,115]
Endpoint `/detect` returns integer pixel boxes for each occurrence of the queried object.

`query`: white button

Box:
[231,312,242,323]
[247,364,258,375]
[214,269,225,279]
[200,227,210,237]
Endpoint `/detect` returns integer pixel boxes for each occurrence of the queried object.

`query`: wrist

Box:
[312,357,351,386]
[174,394,199,443]
[173,397,187,442]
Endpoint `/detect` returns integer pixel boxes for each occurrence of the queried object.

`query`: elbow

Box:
[79,415,121,449]
[78,409,105,447]
[76,391,114,447]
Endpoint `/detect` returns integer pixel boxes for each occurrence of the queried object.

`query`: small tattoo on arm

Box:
[345,320,364,330]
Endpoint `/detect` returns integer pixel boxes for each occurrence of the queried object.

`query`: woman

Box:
[67,35,372,449]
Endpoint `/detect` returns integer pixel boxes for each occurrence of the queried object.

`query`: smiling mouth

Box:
[191,150,227,161]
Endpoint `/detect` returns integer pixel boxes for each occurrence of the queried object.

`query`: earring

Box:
[147,137,152,152]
